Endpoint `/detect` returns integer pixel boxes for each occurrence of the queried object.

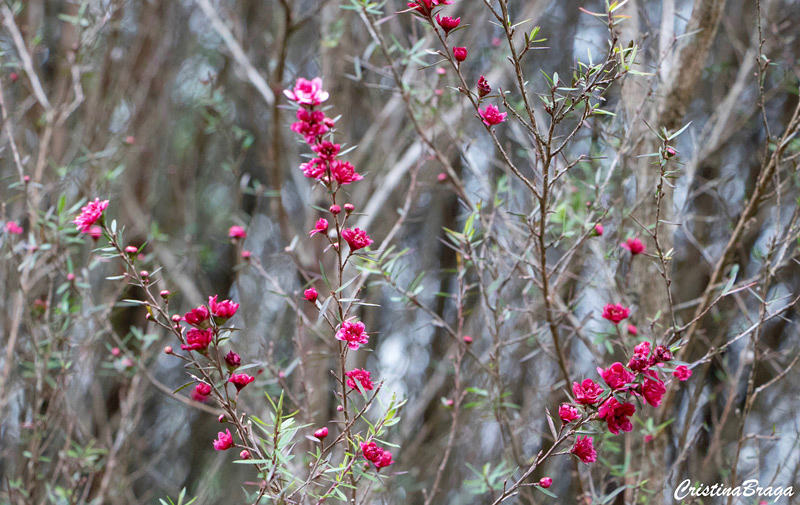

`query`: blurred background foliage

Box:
[1,0,800,503]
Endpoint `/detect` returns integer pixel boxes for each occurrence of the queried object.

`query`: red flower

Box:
[643,377,666,407]
[571,436,597,464]
[478,104,507,126]
[452,46,468,62]
[345,369,374,391]
[5,221,23,235]
[209,295,239,321]
[477,75,491,97]
[228,373,255,392]
[628,341,651,371]
[406,0,453,16]
[539,477,552,488]
[330,160,363,185]
[300,159,327,179]
[283,77,329,106]
[336,320,369,350]
[655,345,673,363]
[213,429,234,451]
[621,237,646,255]
[598,398,636,435]
[436,14,460,33]
[573,378,604,405]
[304,287,318,303]
[341,227,374,251]
[184,305,211,328]
[598,362,635,390]
[181,328,214,351]
[312,141,341,160]
[228,225,247,239]
[73,198,109,233]
[559,403,580,423]
[225,350,241,371]
[601,303,630,324]
[673,365,692,381]
[361,441,394,469]
[309,218,329,237]
[192,383,212,402]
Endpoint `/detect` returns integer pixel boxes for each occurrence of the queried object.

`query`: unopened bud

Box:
[329,205,341,215]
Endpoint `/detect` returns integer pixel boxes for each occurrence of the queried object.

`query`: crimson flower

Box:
[479,104,507,126]
[559,404,580,423]
[477,75,491,97]
[621,237,646,255]
[5,221,23,234]
[436,14,460,34]
[453,46,467,62]
[571,436,597,464]
[336,321,369,350]
[184,305,211,328]
[213,429,234,451]
[228,373,255,392]
[228,225,247,239]
[181,328,214,351]
[73,198,109,233]
[304,287,318,303]
[361,441,394,469]
[345,368,374,391]
[673,365,692,381]
[330,160,363,185]
[573,378,604,405]
[209,295,239,321]
[341,227,373,251]
[643,376,667,407]
[598,362,634,390]
[309,218,329,238]
[283,77,329,106]
[598,398,636,435]
[602,303,630,324]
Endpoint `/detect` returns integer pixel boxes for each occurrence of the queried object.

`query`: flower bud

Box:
[453,47,467,63]
[111,347,121,357]
[225,350,241,371]
[171,314,182,323]
[164,346,173,354]
[477,75,491,97]
[125,246,138,254]
[304,287,318,303]
[463,335,473,345]
[344,203,355,214]
[337,405,344,412]
[240,450,251,460]
[314,427,329,440]
[665,146,677,158]
[160,290,170,299]
[241,250,252,260]
[329,205,341,215]
[67,273,76,282]
[539,477,552,488]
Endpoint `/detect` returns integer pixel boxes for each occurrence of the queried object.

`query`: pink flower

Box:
[478,104,507,126]
[312,141,341,160]
[228,373,255,391]
[559,404,580,423]
[181,328,214,351]
[621,237,646,255]
[228,225,247,239]
[291,109,331,143]
[341,227,374,251]
[601,303,630,324]
[598,362,635,390]
[642,377,666,407]
[240,450,251,460]
[571,436,597,464]
[73,198,109,233]
[452,46,467,62]
[314,427,329,440]
[655,345,673,362]
[436,14,460,33]
[225,350,241,370]
[309,218,329,237]
[345,368,374,391]
[5,221,23,234]
[192,383,212,402]
[330,160,363,185]
[184,305,211,328]
[594,223,604,236]
[283,77,329,106]
[336,320,369,350]
[304,287,318,303]
[406,0,453,16]
[539,477,552,488]
[598,398,636,435]
[477,75,491,97]
[628,341,650,371]
[300,159,327,179]
[209,295,239,321]
[673,365,692,381]
[361,441,394,469]
[213,429,234,451]
[330,205,341,215]
[573,378,604,405]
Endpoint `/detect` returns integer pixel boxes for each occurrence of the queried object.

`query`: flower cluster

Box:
[361,441,394,469]
[561,339,691,464]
